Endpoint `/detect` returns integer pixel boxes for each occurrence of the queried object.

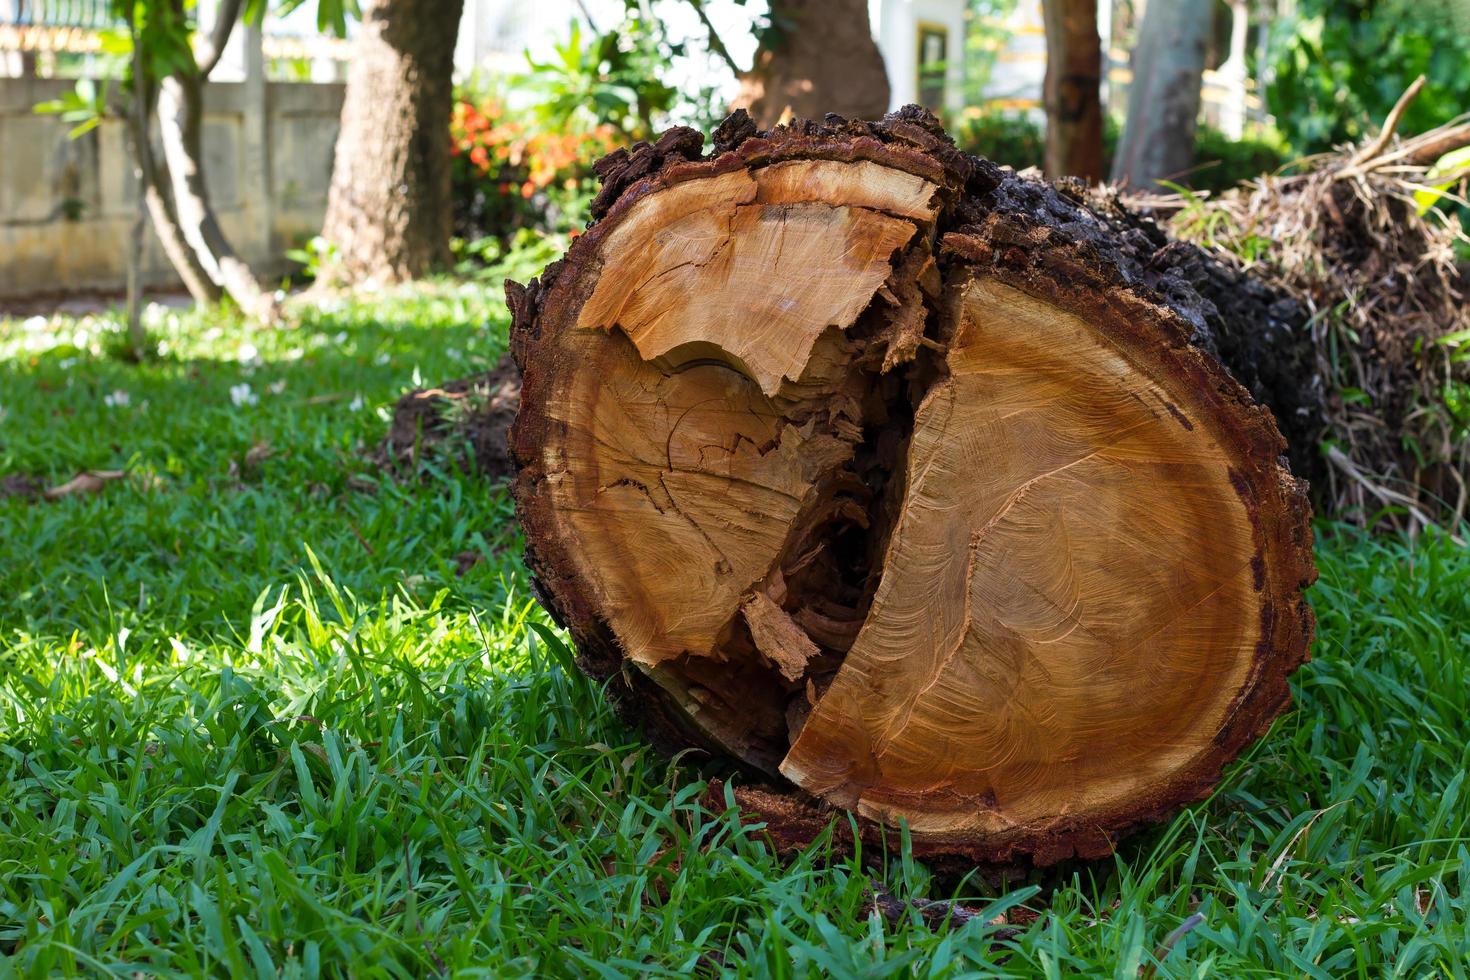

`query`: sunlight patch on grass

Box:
[2,288,1469,974]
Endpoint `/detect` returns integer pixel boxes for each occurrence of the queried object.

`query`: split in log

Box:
[508,109,1316,869]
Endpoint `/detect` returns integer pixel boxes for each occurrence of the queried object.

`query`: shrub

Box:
[1188,126,1292,194]
[449,95,618,248]
[951,109,1046,171]
[1266,0,1470,156]
[951,110,1288,193]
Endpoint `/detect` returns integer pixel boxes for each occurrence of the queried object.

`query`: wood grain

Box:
[785,278,1272,836]
[509,111,1315,868]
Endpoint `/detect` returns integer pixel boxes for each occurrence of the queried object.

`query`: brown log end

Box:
[509,109,1316,870]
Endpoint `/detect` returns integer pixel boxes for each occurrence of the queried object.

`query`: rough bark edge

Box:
[507,108,971,770]
[724,216,1316,870]
[508,108,1318,869]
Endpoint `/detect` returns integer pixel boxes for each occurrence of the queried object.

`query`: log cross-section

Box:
[509,109,1315,869]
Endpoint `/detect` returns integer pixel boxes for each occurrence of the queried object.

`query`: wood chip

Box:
[742,591,821,682]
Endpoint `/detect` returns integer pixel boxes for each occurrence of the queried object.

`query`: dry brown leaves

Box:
[42,469,127,500]
[1156,92,1470,534]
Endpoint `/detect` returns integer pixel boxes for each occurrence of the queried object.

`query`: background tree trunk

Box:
[733,0,890,127]
[1110,0,1212,188]
[1042,0,1104,181]
[320,0,464,285]
[120,60,222,309]
[157,72,280,322]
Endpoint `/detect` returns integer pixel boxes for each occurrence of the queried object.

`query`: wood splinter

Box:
[508,108,1316,869]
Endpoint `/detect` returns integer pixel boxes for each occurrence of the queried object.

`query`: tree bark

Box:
[507,109,1316,870]
[147,0,279,321]
[320,0,464,285]
[124,86,149,359]
[119,26,221,308]
[732,0,890,128]
[1110,0,1213,189]
[157,70,281,323]
[1042,0,1105,181]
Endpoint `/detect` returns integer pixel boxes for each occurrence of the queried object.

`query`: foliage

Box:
[3,283,1470,973]
[1414,145,1470,215]
[31,0,355,125]
[32,77,111,138]
[453,227,572,284]
[448,85,617,254]
[951,109,1047,171]
[520,18,677,142]
[447,10,703,253]
[952,110,1287,194]
[28,0,190,134]
[1265,0,1470,155]
[1191,126,1293,194]
[960,0,1022,105]
[283,235,338,281]
[272,0,358,41]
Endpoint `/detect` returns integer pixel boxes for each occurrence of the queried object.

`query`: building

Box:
[449,0,971,115]
[872,0,968,114]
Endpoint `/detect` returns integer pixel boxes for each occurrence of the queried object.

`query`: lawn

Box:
[1,285,1468,977]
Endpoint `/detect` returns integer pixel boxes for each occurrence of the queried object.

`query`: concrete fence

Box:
[0,74,343,299]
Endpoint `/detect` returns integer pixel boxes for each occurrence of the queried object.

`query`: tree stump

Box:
[508,110,1316,869]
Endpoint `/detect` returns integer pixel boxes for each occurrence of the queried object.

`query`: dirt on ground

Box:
[374,354,521,483]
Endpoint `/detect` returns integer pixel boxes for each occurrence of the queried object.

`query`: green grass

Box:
[2,287,1469,977]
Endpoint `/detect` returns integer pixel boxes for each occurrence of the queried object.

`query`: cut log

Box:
[509,109,1316,869]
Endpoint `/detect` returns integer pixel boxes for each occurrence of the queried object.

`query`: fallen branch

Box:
[1341,74,1425,177]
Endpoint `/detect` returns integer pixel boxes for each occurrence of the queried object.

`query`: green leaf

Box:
[97,28,134,56]
[1414,146,1470,214]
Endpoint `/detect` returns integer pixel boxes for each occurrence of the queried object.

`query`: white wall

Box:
[0,76,343,297]
[872,0,968,114]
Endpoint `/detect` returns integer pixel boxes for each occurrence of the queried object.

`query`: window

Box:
[917,22,948,110]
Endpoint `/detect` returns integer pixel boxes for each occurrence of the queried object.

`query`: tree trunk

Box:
[1042,0,1105,181]
[732,0,890,128]
[157,72,281,323]
[320,0,464,285]
[1111,0,1213,189]
[120,35,221,307]
[119,22,220,310]
[136,153,224,308]
[506,110,1316,870]
[125,164,148,359]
